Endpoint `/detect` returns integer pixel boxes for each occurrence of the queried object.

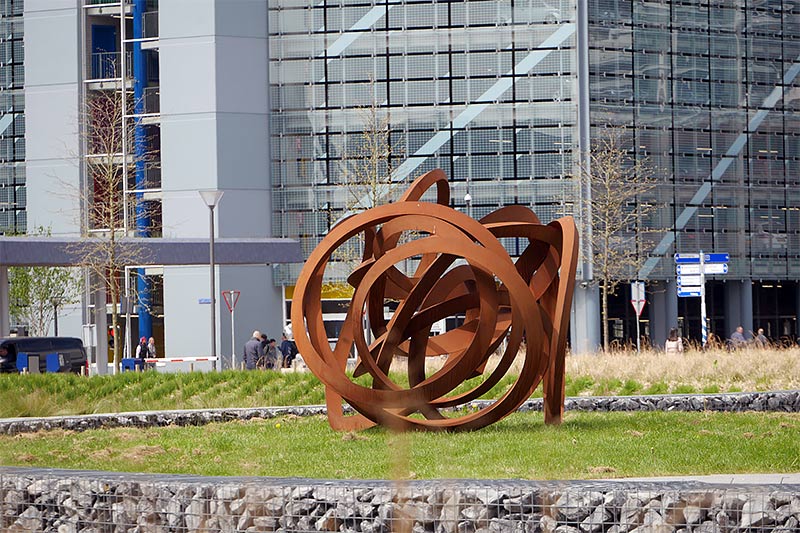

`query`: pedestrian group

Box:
[242,330,299,370]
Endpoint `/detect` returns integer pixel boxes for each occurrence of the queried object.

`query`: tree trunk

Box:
[110,284,120,373]
[601,281,609,353]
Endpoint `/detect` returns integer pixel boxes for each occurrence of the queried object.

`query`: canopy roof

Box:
[0,237,303,267]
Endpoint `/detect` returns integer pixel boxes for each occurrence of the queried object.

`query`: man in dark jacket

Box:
[242,330,261,370]
[279,333,297,368]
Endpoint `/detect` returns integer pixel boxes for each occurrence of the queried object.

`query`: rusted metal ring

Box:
[292,169,578,431]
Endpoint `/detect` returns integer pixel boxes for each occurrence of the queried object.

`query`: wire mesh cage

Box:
[1,468,798,533]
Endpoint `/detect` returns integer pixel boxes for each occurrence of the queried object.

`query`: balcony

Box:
[89,51,133,81]
[143,86,159,114]
[143,10,159,40]
[85,0,132,16]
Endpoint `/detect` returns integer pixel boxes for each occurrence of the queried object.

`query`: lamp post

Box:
[51,296,64,336]
[199,190,224,371]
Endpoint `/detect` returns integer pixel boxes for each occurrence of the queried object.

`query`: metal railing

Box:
[143,10,159,39]
[89,51,133,80]
[143,86,160,114]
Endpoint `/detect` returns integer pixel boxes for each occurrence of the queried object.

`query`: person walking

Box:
[754,328,768,348]
[147,337,157,357]
[665,327,683,354]
[729,326,747,349]
[279,333,297,368]
[134,336,148,371]
[265,338,280,369]
[242,330,261,370]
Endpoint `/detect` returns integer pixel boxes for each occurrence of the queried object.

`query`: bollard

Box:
[190,363,194,372]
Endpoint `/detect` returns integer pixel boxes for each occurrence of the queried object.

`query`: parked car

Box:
[0,337,88,374]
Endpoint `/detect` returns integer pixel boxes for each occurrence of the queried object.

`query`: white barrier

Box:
[90,357,219,375]
[144,357,218,373]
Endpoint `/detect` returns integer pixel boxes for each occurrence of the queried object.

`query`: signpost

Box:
[676,263,728,275]
[630,281,646,352]
[674,251,728,347]
[222,290,241,370]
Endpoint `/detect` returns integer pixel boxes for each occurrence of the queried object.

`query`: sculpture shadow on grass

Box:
[292,169,579,431]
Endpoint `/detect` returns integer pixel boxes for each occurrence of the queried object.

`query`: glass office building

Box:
[0,0,25,234]
[7,1,800,350]
[589,1,800,343]
[270,0,800,348]
[269,0,580,282]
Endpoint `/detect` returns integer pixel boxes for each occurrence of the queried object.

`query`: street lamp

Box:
[464,192,472,219]
[199,190,224,371]
[51,296,64,336]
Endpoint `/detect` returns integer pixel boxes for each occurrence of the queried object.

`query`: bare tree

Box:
[9,228,81,336]
[580,127,659,352]
[339,104,403,214]
[65,89,158,371]
[328,102,406,278]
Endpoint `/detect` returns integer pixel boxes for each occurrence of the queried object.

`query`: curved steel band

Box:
[292,169,579,431]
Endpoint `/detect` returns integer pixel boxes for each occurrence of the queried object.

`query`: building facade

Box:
[0,0,25,235]
[14,0,280,365]
[4,0,800,355]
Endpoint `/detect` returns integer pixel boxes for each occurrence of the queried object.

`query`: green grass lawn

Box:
[4,411,798,479]
[0,368,780,419]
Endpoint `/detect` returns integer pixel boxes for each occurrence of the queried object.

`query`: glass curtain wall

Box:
[0,0,24,234]
[589,0,800,281]
[270,0,579,284]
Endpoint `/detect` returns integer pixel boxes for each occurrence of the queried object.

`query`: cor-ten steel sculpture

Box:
[292,169,578,431]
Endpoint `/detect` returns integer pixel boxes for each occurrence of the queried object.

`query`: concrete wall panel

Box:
[216,189,270,239]
[218,265,281,370]
[163,266,217,359]
[25,162,80,234]
[215,36,268,114]
[158,0,215,40]
[24,3,81,236]
[23,9,79,87]
[158,39,217,115]
[215,2,268,39]
[215,114,269,191]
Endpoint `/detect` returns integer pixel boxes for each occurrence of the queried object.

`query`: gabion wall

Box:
[1,467,798,533]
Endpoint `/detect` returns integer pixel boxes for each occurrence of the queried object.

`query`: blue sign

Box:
[674,252,729,264]
[674,253,700,264]
[677,274,702,287]
[676,263,729,275]
[198,298,212,304]
[678,289,702,298]
[704,253,729,263]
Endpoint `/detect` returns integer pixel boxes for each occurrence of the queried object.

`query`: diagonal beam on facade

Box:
[332,22,577,225]
[0,114,13,136]
[390,23,576,186]
[321,2,399,64]
[638,55,800,280]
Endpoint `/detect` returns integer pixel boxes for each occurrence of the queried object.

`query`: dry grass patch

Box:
[392,345,800,395]
[566,347,800,392]
[119,445,165,463]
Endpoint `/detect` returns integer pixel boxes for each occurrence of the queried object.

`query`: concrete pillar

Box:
[740,280,753,338]
[666,280,678,338]
[94,283,108,375]
[0,266,9,337]
[649,280,678,348]
[570,284,601,354]
[724,281,743,337]
[160,1,278,359]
